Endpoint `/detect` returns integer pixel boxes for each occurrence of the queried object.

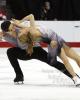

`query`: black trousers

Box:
[7,47,72,78]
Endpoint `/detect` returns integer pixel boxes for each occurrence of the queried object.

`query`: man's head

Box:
[1,20,11,32]
[43,1,50,11]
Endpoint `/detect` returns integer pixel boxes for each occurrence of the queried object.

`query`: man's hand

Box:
[50,40,57,48]
[0,32,3,40]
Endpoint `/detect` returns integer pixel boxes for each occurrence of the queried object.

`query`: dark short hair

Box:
[1,20,11,32]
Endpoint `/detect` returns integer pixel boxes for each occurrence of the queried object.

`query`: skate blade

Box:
[14,81,24,85]
[76,84,80,87]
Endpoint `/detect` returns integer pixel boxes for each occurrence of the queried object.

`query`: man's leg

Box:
[7,47,25,77]
[51,61,73,79]
[7,47,33,83]
[7,47,47,83]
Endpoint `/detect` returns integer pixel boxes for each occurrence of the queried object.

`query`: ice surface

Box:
[0,48,80,100]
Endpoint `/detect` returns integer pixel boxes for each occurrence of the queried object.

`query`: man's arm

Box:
[0,31,17,38]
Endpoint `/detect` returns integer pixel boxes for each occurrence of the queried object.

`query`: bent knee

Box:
[7,47,16,56]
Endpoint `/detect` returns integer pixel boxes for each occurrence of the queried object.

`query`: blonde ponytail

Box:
[19,32,34,55]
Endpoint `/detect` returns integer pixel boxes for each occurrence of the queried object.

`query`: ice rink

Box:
[0,48,80,100]
[0,20,80,100]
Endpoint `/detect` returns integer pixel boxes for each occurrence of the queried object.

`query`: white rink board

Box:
[0,21,80,42]
[26,21,80,42]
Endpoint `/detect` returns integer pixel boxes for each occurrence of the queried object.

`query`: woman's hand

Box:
[11,18,21,25]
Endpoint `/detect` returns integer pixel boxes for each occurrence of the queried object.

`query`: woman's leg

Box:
[63,43,80,67]
[59,48,80,86]
[59,48,76,78]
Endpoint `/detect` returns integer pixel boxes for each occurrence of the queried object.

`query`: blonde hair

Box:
[19,32,33,55]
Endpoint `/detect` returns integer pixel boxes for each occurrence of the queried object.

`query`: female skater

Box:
[17,14,80,86]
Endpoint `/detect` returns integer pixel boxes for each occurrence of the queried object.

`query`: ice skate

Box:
[73,76,80,87]
[14,75,24,84]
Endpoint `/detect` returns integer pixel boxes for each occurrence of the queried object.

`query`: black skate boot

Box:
[14,75,24,84]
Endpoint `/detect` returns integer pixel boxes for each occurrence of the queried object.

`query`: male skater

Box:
[1,17,73,84]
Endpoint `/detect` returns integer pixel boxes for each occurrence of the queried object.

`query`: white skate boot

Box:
[73,76,80,86]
